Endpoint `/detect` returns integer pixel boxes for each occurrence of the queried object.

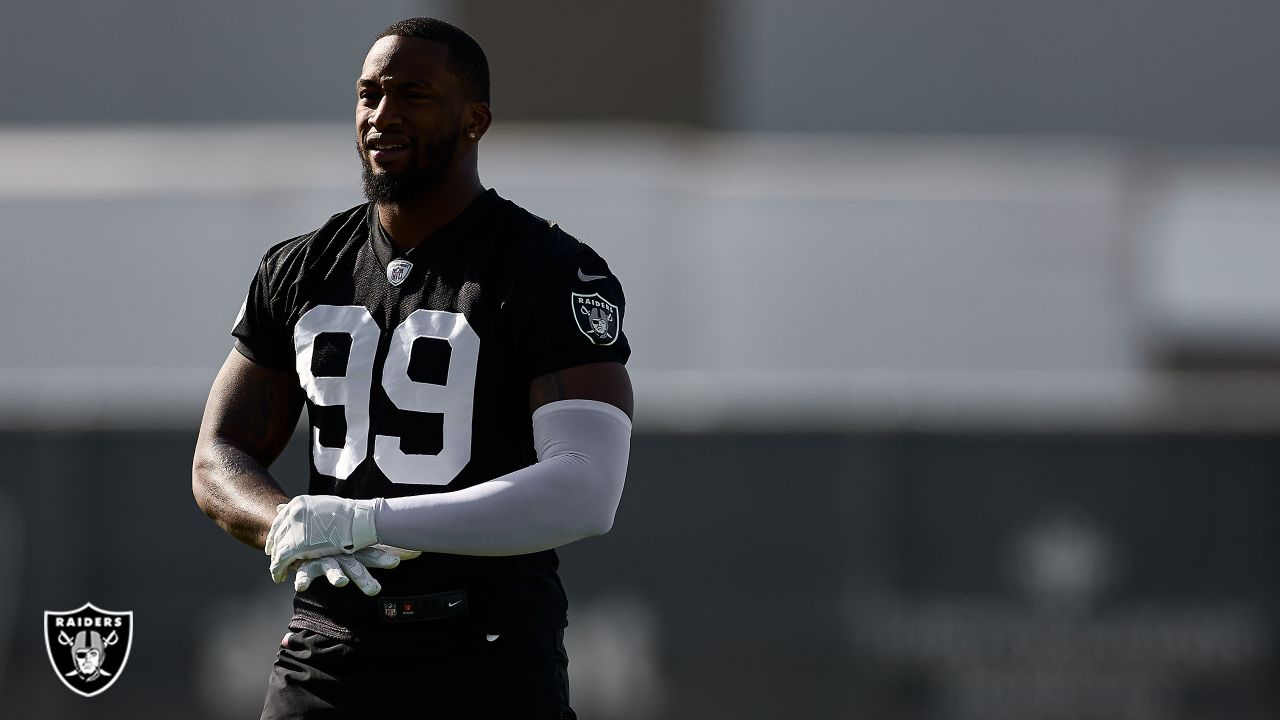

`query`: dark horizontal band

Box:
[378,590,468,623]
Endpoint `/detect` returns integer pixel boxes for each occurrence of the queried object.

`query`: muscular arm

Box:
[528,361,633,418]
[370,361,634,555]
[193,350,304,550]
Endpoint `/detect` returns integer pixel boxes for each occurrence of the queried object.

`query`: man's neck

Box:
[376,176,485,253]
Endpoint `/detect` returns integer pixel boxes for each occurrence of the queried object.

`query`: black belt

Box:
[378,590,468,623]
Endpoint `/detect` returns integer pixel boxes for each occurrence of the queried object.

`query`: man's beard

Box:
[358,131,460,204]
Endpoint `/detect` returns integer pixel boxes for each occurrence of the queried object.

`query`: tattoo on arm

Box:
[217,361,302,464]
[528,362,634,418]
[528,370,568,410]
[193,351,304,550]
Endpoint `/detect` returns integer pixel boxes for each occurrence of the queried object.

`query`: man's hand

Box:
[292,545,422,596]
[266,495,380,582]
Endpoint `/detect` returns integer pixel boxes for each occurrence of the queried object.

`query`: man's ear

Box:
[465,101,492,141]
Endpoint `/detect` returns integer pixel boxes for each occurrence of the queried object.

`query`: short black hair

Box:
[376,17,490,104]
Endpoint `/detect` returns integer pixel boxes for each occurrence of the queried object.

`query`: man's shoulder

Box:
[489,194,625,326]
[258,203,370,280]
[492,194,599,271]
[263,203,369,261]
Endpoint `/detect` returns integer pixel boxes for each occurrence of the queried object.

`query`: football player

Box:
[192,17,633,718]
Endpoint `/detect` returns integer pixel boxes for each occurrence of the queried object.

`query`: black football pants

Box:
[260,627,576,719]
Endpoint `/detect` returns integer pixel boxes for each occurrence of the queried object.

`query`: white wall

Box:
[2,124,1279,430]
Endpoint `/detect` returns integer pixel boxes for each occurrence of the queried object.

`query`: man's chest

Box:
[286,245,526,490]
[292,242,503,340]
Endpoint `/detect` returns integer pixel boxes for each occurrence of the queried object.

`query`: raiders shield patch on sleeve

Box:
[571,292,620,346]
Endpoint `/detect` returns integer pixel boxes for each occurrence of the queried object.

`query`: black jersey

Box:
[232,189,629,639]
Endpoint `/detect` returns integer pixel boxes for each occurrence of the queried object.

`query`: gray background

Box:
[8,0,1280,143]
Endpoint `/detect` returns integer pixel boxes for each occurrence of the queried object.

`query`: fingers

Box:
[336,555,383,596]
[293,558,350,592]
[287,547,414,596]
[268,526,299,582]
[353,546,402,569]
[270,555,291,583]
[264,501,292,558]
[293,561,313,591]
[372,544,423,561]
[320,557,348,587]
[271,546,326,583]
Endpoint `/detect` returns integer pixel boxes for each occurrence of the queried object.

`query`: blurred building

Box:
[2,1,1279,718]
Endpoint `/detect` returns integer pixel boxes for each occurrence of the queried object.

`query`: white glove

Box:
[292,545,422,596]
[266,495,380,583]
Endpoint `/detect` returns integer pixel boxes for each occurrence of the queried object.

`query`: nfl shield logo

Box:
[387,259,413,287]
[44,602,133,698]
[570,292,620,346]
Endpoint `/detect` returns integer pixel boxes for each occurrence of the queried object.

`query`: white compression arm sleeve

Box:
[372,399,631,556]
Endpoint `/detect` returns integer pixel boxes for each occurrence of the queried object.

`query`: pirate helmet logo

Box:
[44,602,133,697]
[570,292,620,346]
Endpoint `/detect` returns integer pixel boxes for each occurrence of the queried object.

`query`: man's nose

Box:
[368,95,405,129]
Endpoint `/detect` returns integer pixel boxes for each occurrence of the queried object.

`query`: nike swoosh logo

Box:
[447,600,462,608]
[577,269,608,282]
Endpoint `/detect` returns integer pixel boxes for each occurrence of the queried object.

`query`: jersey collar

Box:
[367,189,502,271]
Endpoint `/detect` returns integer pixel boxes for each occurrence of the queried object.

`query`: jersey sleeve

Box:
[517,242,631,379]
[231,253,294,370]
